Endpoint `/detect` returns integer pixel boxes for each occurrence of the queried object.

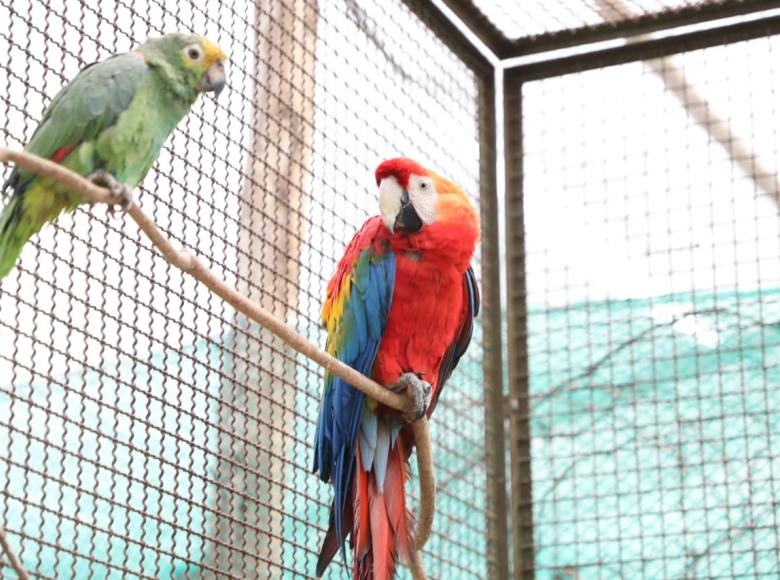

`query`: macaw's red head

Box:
[374,157,479,266]
[375,157,479,234]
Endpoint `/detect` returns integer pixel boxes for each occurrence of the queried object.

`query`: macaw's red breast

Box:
[372,214,478,393]
[372,250,466,389]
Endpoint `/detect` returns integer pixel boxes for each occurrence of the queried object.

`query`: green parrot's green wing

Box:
[5,52,148,192]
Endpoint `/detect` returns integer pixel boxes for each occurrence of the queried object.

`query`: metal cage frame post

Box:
[436,0,780,58]
[505,14,780,81]
[478,70,510,580]
[503,69,534,580]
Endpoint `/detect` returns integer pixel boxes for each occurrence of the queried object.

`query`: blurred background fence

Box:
[4,0,780,579]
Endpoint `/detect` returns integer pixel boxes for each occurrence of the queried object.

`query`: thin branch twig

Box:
[532,307,723,409]
[412,419,434,550]
[408,548,426,580]
[0,147,435,575]
[0,525,28,580]
[593,0,780,208]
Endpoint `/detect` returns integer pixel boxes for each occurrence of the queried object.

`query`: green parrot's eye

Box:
[183,44,205,65]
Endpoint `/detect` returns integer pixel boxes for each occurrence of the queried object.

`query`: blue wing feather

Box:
[312,226,395,559]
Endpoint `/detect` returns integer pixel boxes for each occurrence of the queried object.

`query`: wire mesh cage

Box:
[0,0,494,577]
[512,31,780,580]
[459,0,756,40]
[6,0,780,578]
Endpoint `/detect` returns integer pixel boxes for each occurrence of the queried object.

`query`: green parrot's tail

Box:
[0,194,36,279]
[1,175,81,279]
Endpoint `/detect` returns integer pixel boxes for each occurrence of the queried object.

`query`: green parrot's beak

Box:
[197,61,226,97]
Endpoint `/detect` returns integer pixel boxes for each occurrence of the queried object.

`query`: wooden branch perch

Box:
[0,147,435,578]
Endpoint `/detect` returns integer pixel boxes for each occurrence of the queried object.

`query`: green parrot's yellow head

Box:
[136,33,227,100]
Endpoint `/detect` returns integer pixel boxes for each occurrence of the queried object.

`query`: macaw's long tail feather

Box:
[354,449,371,560]
[316,498,354,577]
[0,193,32,279]
[353,439,414,580]
[367,485,394,580]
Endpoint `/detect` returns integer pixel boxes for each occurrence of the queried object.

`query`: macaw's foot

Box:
[390,372,432,423]
[87,170,134,215]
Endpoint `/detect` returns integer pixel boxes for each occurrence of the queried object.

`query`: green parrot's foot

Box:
[87,170,134,215]
[390,372,432,423]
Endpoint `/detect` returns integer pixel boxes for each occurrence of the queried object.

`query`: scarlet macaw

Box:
[0,33,227,278]
[313,158,480,579]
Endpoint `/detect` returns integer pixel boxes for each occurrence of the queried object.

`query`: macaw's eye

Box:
[183,44,204,65]
[420,181,431,191]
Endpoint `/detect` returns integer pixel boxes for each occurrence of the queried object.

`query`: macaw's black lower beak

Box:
[198,61,226,97]
[393,189,423,234]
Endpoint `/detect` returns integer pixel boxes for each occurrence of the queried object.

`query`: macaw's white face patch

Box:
[406,174,437,226]
[379,176,403,232]
[378,174,438,233]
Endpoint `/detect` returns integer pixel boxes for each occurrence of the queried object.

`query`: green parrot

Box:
[0,32,227,278]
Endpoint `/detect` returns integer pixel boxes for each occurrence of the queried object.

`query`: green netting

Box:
[1,339,221,577]
[530,288,780,578]
[1,325,487,578]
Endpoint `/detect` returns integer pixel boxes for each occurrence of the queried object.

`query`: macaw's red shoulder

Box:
[323,216,391,313]
[338,215,390,263]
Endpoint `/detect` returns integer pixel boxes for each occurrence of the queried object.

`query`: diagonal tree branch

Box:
[0,525,28,580]
[532,307,724,409]
[594,0,780,209]
[0,146,434,579]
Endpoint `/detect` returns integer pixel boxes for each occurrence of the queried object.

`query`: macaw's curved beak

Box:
[198,61,226,97]
[393,189,423,234]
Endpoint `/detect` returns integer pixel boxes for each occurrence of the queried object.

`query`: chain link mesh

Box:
[467,0,753,41]
[519,34,780,579]
[0,0,489,577]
